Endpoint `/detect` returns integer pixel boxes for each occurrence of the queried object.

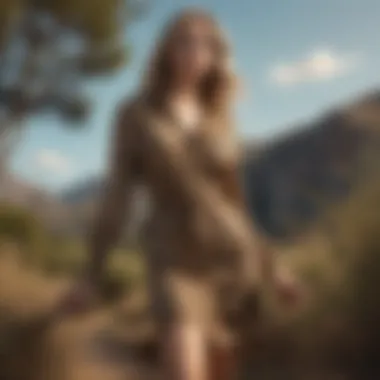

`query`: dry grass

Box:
[0,242,349,380]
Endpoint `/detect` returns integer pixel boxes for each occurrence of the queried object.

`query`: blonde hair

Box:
[143,8,237,123]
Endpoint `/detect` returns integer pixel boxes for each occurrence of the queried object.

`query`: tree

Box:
[0,0,147,179]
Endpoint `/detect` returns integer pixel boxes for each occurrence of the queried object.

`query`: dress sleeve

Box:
[106,102,142,184]
[87,101,142,278]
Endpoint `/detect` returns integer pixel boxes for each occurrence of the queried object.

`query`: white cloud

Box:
[34,149,73,175]
[269,49,361,87]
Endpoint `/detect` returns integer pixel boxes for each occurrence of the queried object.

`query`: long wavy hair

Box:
[143,9,237,129]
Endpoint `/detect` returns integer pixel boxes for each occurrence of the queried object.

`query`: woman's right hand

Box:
[56,277,100,317]
[274,264,303,308]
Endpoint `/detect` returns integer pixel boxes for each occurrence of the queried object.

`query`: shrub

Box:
[42,239,146,303]
[0,203,46,264]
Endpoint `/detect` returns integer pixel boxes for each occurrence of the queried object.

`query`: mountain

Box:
[3,90,380,240]
[245,90,380,238]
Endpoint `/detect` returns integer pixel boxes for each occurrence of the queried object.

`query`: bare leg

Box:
[162,323,208,380]
[209,344,239,380]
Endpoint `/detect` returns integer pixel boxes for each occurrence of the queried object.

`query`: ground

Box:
[0,251,162,380]
[0,248,352,380]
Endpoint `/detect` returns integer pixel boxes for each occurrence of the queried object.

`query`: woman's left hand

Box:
[273,265,303,307]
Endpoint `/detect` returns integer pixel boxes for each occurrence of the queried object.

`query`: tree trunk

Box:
[0,116,24,198]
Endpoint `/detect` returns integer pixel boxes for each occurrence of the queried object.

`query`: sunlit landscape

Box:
[1,0,380,379]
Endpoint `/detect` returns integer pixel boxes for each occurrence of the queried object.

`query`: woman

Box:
[61,9,298,380]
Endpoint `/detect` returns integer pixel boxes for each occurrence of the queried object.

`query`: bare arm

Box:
[86,104,140,284]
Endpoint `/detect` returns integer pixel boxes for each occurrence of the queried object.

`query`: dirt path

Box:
[49,312,160,380]
[0,254,350,380]
[0,254,161,380]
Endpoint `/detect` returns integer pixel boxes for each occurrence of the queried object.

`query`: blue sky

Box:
[10,0,380,191]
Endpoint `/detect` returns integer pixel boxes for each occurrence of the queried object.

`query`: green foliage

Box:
[0,0,22,48]
[0,0,143,70]
[275,179,380,373]
[53,96,91,123]
[0,203,44,257]
[42,238,145,303]
[332,182,380,362]
[80,45,129,75]
[41,238,85,275]
[38,0,122,41]
[0,200,146,304]
[0,0,148,158]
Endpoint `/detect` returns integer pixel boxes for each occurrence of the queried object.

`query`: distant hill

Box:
[0,173,67,231]
[61,178,104,204]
